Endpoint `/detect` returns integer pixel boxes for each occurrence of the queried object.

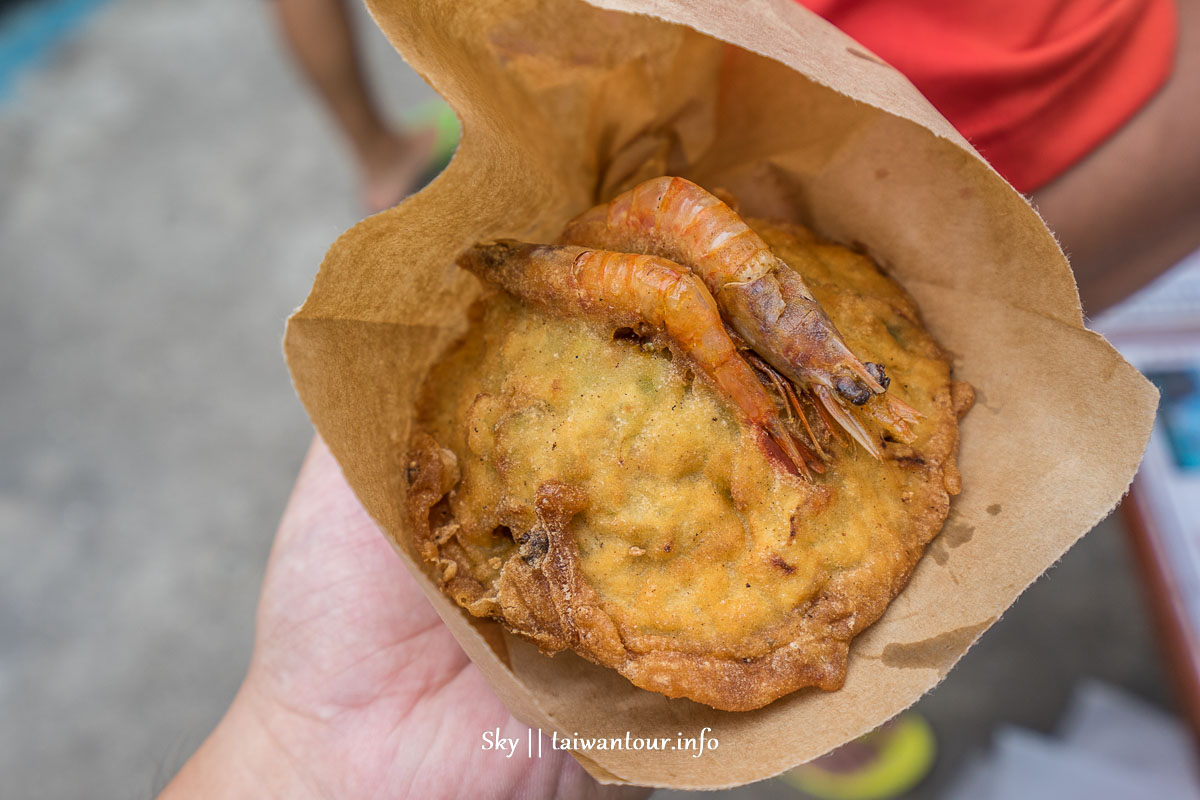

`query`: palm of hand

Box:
[243,438,640,799]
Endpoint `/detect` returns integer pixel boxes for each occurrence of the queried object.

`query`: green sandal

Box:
[405,99,459,191]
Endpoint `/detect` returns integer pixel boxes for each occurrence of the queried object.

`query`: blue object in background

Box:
[1149,370,1200,472]
[0,0,110,102]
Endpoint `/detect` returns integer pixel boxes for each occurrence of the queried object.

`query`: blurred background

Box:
[1,1,1198,798]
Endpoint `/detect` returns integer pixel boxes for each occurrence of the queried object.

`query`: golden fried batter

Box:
[407,219,971,711]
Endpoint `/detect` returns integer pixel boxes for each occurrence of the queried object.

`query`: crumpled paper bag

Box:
[283,0,1157,788]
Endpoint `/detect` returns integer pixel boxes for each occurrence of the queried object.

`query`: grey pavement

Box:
[1,1,436,796]
[0,1,1172,798]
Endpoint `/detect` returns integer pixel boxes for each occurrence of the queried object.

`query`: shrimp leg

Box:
[457,240,819,477]
[560,176,903,455]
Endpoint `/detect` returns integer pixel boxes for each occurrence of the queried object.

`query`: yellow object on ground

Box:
[779,713,937,800]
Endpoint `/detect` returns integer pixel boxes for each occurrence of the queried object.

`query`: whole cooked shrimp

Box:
[457,240,821,477]
[560,176,917,457]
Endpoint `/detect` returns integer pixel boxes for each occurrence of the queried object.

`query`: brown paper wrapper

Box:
[282,0,1157,788]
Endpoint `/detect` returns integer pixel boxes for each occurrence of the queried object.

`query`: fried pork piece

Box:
[406,219,972,711]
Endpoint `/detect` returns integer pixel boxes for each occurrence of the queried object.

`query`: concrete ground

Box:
[0,1,1173,798]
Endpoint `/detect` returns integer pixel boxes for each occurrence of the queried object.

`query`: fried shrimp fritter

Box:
[407,218,972,711]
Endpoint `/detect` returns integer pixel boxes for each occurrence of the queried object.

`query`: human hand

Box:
[163,436,648,799]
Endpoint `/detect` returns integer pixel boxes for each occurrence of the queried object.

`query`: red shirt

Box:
[799,0,1178,192]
